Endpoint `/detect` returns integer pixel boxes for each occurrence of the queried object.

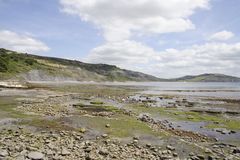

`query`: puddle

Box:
[171,120,240,143]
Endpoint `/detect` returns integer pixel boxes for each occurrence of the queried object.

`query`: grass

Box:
[127,104,240,130]
[0,96,30,119]
[20,118,75,131]
[73,103,121,113]
[77,114,165,138]
[50,84,137,98]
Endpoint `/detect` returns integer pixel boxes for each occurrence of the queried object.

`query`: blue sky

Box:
[0,0,240,78]
[0,0,104,58]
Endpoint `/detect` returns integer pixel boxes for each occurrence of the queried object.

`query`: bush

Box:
[25,58,36,65]
[0,57,8,72]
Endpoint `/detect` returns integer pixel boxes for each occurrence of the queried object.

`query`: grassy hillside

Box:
[0,48,160,82]
[173,73,240,82]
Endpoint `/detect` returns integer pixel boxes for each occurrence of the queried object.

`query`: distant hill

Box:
[0,48,162,82]
[1,48,239,82]
[172,73,240,82]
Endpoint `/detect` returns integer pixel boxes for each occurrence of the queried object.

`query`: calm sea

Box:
[106,82,240,99]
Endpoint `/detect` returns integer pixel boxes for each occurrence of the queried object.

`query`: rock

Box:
[215,128,230,134]
[79,128,86,133]
[189,152,195,156]
[230,130,236,134]
[84,147,92,153]
[133,139,138,144]
[146,144,151,148]
[191,156,200,160]
[15,155,25,160]
[197,155,205,160]
[173,152,178,157]
[99,148,109,155]
[187,115,194,119]
[0,149,9,157]
[101,134,108,138]
[205,148,212,154]
[233,147,240,154]
[166,145,175,151]
[208,156,215,160]
[86,153,96,160]
[28,151,44,160]
[133,136,139,140]
[61,148,71,156]
[105,124,110,128]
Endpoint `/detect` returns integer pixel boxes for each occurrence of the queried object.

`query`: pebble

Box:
[146,143,151,148]
[102,134,108,138]
[79,128,86,133]
[0,149,9,157]
[173,152,178,157]
[133,139,138,144]
[28,151,44,160]
[105,124,110,128]
[166,145,175,151]
[99,148,109,155]
[233,147,240,154]
[61,148,70,156]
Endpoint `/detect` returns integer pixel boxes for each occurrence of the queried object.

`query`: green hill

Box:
[173,73,240,82]
[0,48,161,82]
[1,48,239,82]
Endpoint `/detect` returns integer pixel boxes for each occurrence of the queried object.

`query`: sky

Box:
[0,0,240,78]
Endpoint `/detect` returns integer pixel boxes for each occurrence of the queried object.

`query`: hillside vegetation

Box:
[0,48,160,82]
[1,48,239,82]
[173,73,240,82]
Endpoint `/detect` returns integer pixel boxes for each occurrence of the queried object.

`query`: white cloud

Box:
[85,40,156,70]
[0,30,50,53]
[155,42,240,77]
[86,41,240,78]
[209,30,234,41]
[60,0,240,78]
[60,0,209,41]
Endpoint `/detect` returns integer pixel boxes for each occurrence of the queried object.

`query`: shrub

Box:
[0,57,8,72]
[25,58,36,65]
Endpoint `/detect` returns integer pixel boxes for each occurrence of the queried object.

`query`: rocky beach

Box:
[0,82,239,160]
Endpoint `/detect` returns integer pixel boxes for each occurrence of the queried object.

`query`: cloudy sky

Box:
[0,0,240,78]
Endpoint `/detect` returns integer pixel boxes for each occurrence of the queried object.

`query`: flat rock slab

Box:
[28,152,44,160]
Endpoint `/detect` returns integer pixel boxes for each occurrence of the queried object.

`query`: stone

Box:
[28,151,44,160]
[146,143,151,148]
[133,139,138,144]
[133,136,139,140]
[99,148,109,155]
[197,154,205,160]
[187,116,194,120]
[208,156,215,160]
[205,148,212,154]
[84,147,92,153]
[15,155,25,160]
[105,124,110,128]
[80,128,86,133]
[173,152,178,157]
[230,130,236,134]
[0,149,9,157]
[215,128,230,134]
[189,152,195,156]
[102,134,108,138]
[233,147,240,154]
[61,148,71,156]
[166,145,175,151]
[86,153,96,160]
